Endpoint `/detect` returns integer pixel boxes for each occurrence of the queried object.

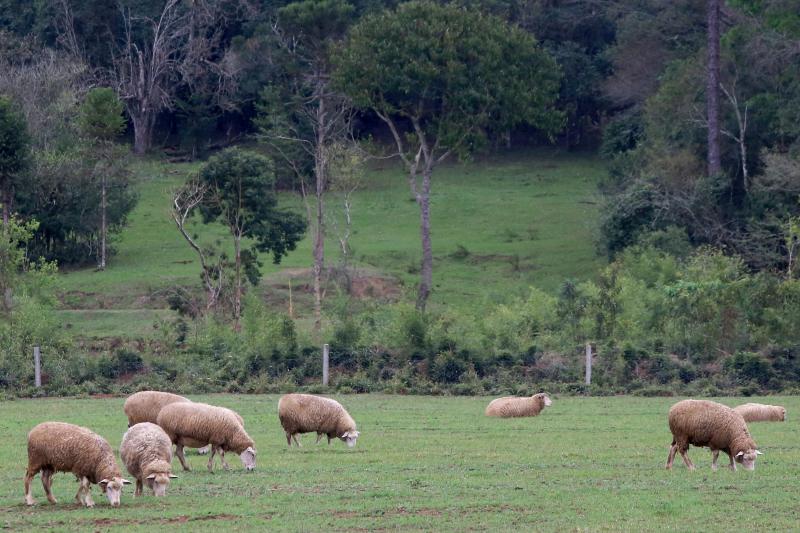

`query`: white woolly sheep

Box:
[157,402,256,472]
[485,393,552,418]
[123,390,218,454]
[24,422,131,507]
[733,403,786,423]
[120,422,178,497]
[278,393,360,448]
[666,399,762,471]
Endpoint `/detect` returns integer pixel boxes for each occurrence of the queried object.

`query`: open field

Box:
[1,394,798,531]
[56,150,606,339]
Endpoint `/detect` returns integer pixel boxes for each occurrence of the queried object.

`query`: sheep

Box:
[120,422,178,497]
[156,402,256,472]
[666,399,762,471]
[733,403,786,423]
[24,422,131,507]
[123,390,213,454]
[278,393,360,448]
[484,393,552,418]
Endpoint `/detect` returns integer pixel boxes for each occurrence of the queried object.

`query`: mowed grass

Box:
[1,395,798,531]
[56,150,606,337]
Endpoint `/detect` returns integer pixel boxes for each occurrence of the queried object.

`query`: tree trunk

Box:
[416,166,433,311]
[312,95,326,339]
[132,111,155,155]
[233,233,242,330]
[99,174,107,270]
[706,0,722,177]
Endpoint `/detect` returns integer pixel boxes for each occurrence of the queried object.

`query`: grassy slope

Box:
[57,150,606,338]
[1,395,798,531]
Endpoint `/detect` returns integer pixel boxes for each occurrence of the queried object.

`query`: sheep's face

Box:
[780,408,786,421]
[240,447,256,471]
[340,430,360,448]
[146,473,177,497]
[735,449,762,471]
[99,477,131,507]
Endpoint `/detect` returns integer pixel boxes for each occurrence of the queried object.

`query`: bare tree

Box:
[171,180,224,313]
[719,82,749,191]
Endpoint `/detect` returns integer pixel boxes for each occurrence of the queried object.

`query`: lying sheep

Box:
[120,422,178,497]
[24,422,131,507]
[666,399,762,471]
[157,402,256,472]
[123,390,213,454]
[278,393,360,448]
[733,403,786,423]
[485,393,552,418]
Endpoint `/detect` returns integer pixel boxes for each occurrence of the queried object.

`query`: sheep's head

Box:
[534,393,553,407]
[99,477,131,507]
[240,446,256,471]
[146,472,177,497]
[735,449,762,471]
[340,430,360,448]
[780,407,786,421]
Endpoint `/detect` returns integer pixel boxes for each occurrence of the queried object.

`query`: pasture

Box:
[2,394,797,531]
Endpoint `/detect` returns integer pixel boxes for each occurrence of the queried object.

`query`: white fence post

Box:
[34,345,41,388]
[322,343,330,386]
[585,342,592,386]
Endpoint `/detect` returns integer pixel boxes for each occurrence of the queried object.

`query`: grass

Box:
[55,149,606,338]
[1,394,798,531]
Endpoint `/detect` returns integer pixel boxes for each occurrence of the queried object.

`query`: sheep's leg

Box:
[176,443,191,471]
[81,478,94,508]
[285,432,292,447]
[42,469,57,504]
[292,434,302,447]
[24,468,37,506]
[327,434,332,445]
[135,478,143,497]
[218,447,230,471]
[711,450,720,471]
[728,453,737,471]
[315,433,323,444]
[207,445,217,472]
[666,443,678,469]
[678,447,695,471]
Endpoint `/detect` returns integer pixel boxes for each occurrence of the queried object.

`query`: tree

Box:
[707,0,722,176]
[335,1,562,310]
[257,0,355,338]
[196,148,306,327]
[77,87,127,270]
[0,96,30,229]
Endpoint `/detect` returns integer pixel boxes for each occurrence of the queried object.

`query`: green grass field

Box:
[56,150,606,339]
[1,394,798,531]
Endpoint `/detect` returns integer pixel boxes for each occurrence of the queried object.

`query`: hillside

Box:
[56,150,607,339]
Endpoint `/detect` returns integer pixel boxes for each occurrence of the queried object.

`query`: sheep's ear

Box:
[99,479,109,484]
[121,479,132,485]
[146,474,156,479]
[736,451,744,458]
[341,433,348,439]
[169,474,178,478]
[756,450,763,455]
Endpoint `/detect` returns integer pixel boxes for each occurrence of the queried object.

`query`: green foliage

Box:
[77,88,126,141]
[334,1,563,157]
[0,94,29,190]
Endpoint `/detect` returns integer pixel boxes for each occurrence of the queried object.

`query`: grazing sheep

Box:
[24,422,131,507]
[666,399,762,471]
[733,403,786,423]
[120,423,178,497]
[124,391,247,455]
[485,393,552,418]
[157,402,256,472]
[278,393,360,448]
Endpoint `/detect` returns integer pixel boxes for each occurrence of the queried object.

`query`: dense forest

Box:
[1,0,800,397]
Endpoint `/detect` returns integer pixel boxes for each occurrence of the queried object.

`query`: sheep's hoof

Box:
[46,496,57,504]
[85,501,95,508]
[24,496,35,506]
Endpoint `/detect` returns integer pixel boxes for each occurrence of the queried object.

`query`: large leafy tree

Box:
[334,1,563,310]
[196,148,306,327]
[0,96,30,229]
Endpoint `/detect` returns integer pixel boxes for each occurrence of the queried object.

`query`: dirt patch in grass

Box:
[385,506,443,517]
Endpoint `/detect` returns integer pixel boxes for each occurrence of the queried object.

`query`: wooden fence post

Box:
[585,342,593,386]
[34,345,41,388]
[322,343,330,386]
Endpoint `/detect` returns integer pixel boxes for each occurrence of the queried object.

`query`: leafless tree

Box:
[171,180,224,313]
[707,0,722,177]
